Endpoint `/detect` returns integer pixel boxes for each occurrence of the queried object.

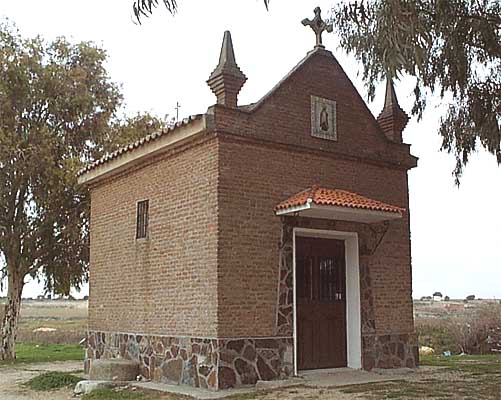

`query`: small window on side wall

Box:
[136,200,149,239]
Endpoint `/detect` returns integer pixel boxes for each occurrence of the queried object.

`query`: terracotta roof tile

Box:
[77,114,203,177]
[275,186,405,214]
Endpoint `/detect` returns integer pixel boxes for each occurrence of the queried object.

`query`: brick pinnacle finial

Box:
[207,31,247,108]
[377,77,409,143]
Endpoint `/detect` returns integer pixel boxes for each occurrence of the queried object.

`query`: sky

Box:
[1,0,500,300]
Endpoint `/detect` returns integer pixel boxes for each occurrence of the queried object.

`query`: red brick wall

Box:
[88,137,219,337]
[217,138,414,337]
[215,48,415,337]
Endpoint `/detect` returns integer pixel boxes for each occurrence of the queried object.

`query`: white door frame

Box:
[293,227,362,374]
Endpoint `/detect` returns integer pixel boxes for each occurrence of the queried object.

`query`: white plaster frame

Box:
[293,227,362,375]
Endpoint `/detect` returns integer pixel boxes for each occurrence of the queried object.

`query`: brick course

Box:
[89,137,219,337]
[217,137,413,336]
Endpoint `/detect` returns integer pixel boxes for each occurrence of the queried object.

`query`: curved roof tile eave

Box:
[275,186,405,214]
[77,114,204,178]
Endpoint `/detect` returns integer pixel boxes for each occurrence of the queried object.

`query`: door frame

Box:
[293,228,362,374]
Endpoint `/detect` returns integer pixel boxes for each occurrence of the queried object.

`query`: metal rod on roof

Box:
[175,101,181,122]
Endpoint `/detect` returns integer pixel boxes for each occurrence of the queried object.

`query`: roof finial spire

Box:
[216,31,237,70]
[302,7,333,48]
[377,76,409,143]
[207,31,247,108]
[383,77,399,111]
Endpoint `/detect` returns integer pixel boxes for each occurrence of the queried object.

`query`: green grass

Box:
[225,393,262,400]
[0,343,84,364]
[421,353,501,365]
[420,354,501,373]
[24,371,82,391]
[82,389,150,400]
[81,388,186,400]
[340,355,501,400]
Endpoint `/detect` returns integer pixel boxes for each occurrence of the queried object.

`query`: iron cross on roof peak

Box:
[302,7,333,48]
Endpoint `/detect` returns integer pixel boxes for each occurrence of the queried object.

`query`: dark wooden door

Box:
[297,237,347,370]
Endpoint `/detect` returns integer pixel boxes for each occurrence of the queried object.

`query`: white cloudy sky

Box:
[1,0,500,300]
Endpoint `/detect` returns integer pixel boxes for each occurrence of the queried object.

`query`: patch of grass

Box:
[421,354,501,373]
[225,392,266,400]
[81,388,186,400]
[82,389,150,400]
[0,343,84,364]
[24,371,82,391]
[421,354,501,365]
[340,355,501,400]
[340,379,494,399]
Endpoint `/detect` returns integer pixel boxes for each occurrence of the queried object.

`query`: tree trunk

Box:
[0,270,24,361]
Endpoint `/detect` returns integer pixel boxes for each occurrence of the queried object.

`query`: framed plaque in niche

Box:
[311,95,337,141]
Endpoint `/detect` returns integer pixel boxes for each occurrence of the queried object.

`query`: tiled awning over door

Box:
[274,186,404,223]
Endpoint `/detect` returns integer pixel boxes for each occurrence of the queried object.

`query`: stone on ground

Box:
[419,346,435,356]
[89,359,139,381]
[74,380,123,395]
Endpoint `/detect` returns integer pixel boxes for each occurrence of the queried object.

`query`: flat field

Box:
[0,299,87,345]
[1,298,499,349]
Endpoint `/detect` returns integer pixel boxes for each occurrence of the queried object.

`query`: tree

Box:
[132,0,269,22]
[332,0,500,182]
[106,113,173,152]
[132,0,500,183]
[133,0,178,21]
[0,21,166,360]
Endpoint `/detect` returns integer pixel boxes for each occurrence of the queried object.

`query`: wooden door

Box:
[296,237,347,370]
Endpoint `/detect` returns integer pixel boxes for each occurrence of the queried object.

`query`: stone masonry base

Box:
[86,330,417,390]
[362,333,419,370]
[86,331,293,390]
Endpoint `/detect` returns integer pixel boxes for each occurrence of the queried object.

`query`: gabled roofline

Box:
[238,46,406,148]
[239,46,333,113]
[78,114,211,186]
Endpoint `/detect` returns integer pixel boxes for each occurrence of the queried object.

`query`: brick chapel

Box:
[78,8,419,391]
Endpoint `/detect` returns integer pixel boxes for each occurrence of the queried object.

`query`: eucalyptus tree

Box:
[133,0,500,181]
[132,0,268,21]
[332,0,500,182]
[0,21,165,360]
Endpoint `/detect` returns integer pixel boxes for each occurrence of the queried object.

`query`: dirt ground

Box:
[0,361,499,400]
[0,300,499,399]
[0,360,83,400]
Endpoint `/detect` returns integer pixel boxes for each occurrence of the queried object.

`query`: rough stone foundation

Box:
[362,333,419,370]
[86,331,293,390]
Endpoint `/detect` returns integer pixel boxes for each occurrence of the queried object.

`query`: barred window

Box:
[136,200,149,239]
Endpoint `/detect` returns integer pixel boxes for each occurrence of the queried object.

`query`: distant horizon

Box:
[2,277,499,302]
[5,294,499,302]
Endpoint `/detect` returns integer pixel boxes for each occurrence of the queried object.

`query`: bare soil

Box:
[1,361,498,400]
[0,360,83,400]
